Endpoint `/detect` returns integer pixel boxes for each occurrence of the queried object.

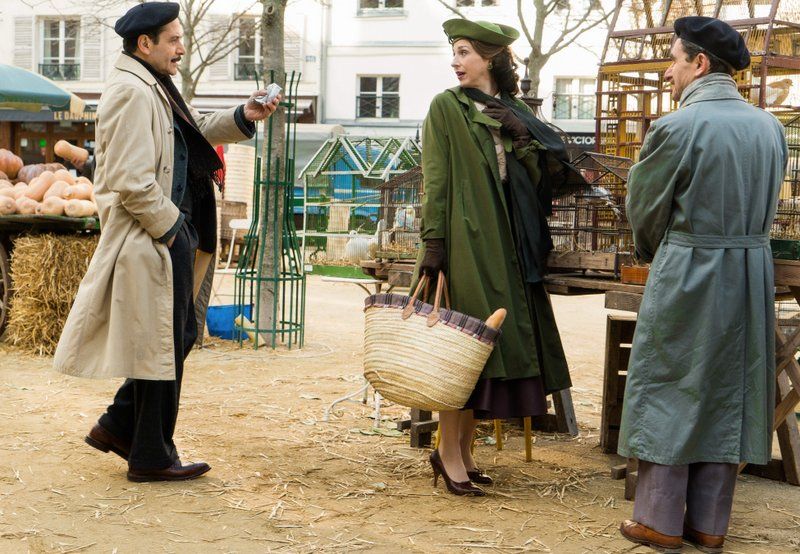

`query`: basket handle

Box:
[401,271,450,325]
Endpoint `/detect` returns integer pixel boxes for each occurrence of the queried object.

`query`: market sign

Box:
[567,132,596,152]
[53,108,97,122]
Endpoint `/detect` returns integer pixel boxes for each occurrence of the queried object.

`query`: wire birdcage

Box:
[550,152,634,254]
[375,166,422,261]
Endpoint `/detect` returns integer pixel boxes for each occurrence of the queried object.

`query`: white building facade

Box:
[1,0,607,155]
[320,0,607,147]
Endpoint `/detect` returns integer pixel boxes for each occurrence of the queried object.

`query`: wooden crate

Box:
[601,314,637,454]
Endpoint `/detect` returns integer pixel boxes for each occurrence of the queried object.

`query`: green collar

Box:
[449,87,502,129]
[680,73,745,107]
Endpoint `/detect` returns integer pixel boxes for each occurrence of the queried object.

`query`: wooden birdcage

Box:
[598,0,800,164]
[546,0,800,263]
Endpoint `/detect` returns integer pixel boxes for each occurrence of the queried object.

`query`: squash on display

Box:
[0,149,23,180]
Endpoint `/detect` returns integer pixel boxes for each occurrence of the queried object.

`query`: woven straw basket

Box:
[363,273,501,411]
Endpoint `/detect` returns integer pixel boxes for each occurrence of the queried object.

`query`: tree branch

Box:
[434,0,467,19]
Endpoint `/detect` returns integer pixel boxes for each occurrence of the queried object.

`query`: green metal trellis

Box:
[233,71,306,349]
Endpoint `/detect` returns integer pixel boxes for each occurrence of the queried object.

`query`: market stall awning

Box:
[0,64,85,113]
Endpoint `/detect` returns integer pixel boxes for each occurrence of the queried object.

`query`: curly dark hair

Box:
[467,39,520,96]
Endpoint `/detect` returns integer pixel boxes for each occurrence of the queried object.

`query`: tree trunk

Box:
[257,0,287,341]
[526,54,548,99]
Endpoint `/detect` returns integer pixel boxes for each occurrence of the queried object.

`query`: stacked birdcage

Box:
[375,166,423,261]
[545,0,800,266]
[298,136,422,265]
[550,152,634,255]
[598,0,800,168]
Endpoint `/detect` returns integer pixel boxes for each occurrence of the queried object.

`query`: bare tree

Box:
[178,0,259,101]
[255,0,288,339]
[435,0,611,98]
[77,0,256,102]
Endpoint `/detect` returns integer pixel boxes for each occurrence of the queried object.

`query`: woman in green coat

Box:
[416,19,577,496]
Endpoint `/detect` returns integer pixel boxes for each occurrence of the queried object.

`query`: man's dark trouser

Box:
[633,460,739,537]
[99,221,199,470]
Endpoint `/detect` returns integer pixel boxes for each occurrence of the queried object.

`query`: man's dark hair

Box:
[680,39,735,76]
[122,27,163,55]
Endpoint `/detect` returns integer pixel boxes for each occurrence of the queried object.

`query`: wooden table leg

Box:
[408,409,436,448]
[553,388,579,437]
[624,458,639,501]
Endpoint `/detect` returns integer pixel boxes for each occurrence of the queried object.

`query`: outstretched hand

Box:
[243,90,281,122]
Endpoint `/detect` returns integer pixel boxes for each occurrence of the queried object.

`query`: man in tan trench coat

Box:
[53,2,279,482]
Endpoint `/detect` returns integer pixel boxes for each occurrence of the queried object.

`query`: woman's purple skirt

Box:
[464,375,548,420]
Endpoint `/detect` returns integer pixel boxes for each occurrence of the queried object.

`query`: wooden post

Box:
[523,417,533,462]
[494,419,504,451]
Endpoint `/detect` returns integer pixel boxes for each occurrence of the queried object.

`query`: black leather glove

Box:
[483,99,531,150]
[420,238,446,277]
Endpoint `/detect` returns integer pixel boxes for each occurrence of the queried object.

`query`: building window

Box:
[357,76,400,118]
[235,17,259,81]
[40,18,80,81]
[359,0,404,8]
[553,78,596,120]
[456,0,498,6]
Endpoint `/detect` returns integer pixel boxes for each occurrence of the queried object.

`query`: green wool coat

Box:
[618,74,788,465]
[412,87,571,392]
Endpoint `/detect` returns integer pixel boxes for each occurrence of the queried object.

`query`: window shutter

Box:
[207,14,231,81]
[81,16,103,81]
[14,17,34,70]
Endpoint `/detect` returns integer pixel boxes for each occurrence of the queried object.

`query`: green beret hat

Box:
[443,18,519,47]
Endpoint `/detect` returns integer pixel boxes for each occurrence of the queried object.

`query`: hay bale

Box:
[5,233,98,355]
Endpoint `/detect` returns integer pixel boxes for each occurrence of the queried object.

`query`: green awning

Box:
[0,64,84,113]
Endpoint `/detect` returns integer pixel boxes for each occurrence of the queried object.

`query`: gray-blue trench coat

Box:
[618,74,788,466]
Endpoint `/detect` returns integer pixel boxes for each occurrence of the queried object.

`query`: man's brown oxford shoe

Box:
[619,520,683,553]
[85,424,130,461]
[683,525,724,553]
[127,460,211,483]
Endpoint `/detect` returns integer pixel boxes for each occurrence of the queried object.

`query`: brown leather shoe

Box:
[127,460,211,483]
[683,525,724,553]
[84,424,130,461]
[619,520,683,553]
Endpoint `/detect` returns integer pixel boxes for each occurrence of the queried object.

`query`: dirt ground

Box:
[1,275,799,553]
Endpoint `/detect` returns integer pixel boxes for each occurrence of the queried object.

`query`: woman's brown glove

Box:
[420,238,446,277]
[483,99,531,149]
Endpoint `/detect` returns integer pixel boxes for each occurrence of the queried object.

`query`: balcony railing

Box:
[356,95,400,119]
[553,93,595,120]
[234,61,262,81]
[39,63,80,81]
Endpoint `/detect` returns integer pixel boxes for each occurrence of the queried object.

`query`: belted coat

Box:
[618,74,788,465]
[53,53,250,381]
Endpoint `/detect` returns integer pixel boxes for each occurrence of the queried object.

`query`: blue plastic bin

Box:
[206,304,253,340]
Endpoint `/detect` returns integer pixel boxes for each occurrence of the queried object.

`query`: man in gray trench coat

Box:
[617,17,788,553]
[53,2,279,482]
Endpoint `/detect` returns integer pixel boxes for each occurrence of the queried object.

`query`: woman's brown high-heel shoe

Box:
[429,450,485,496]
[466,469,493,485]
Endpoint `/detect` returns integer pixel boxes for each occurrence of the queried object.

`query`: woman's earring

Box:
[488,62,493,70]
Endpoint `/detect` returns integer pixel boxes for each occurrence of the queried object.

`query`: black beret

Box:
[115,2,180,40]
[674,16,750,71]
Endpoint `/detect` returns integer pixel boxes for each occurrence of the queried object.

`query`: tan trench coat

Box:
[53,53,250,380]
